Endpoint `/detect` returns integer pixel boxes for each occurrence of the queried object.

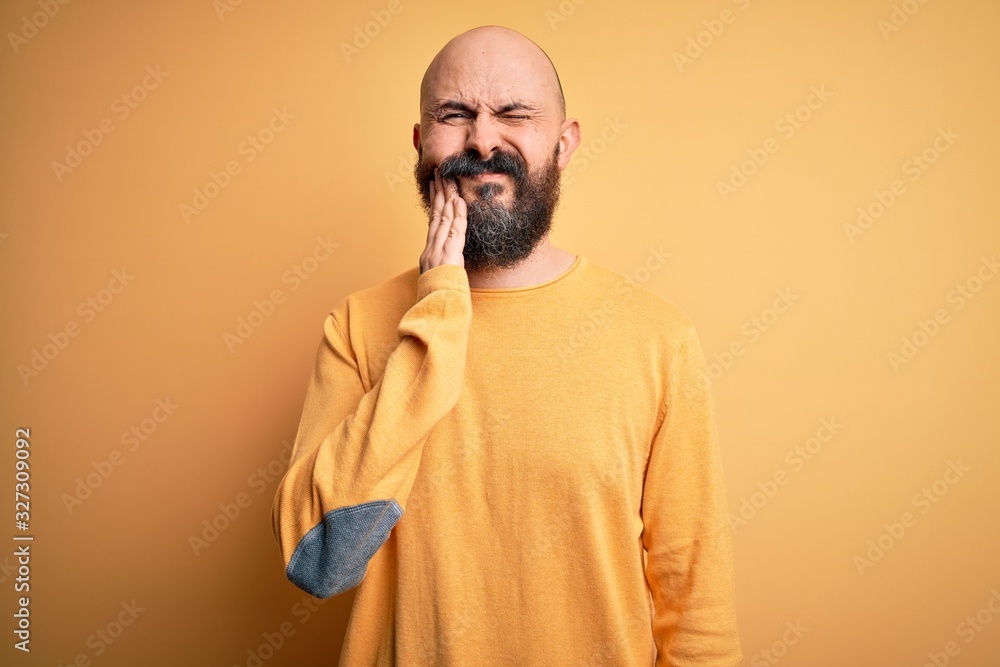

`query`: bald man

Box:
[272,25,743,666]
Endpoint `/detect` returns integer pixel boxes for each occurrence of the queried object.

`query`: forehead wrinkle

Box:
[425,60,542,100]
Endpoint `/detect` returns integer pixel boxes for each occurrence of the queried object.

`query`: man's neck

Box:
[465,239,576,290]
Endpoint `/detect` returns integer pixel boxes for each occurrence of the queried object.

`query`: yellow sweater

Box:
[271,255,742,666]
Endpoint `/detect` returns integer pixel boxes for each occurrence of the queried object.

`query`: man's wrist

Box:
[417,263,469,299]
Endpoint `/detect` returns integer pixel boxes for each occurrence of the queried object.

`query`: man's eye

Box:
[442,113,468,120]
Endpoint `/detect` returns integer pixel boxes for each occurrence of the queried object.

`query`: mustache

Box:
[436,149,527,181]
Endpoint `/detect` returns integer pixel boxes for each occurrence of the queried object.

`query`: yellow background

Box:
[2,0,998,665]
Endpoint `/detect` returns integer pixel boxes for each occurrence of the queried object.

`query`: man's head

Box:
[412,26,580,274]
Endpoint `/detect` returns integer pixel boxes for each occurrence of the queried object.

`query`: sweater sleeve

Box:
[642,324,743,666]
[270,263,472,599]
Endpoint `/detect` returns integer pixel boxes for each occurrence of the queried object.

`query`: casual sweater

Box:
[270,254,743,666]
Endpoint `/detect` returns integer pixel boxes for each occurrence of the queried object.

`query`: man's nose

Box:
[464,115,503,162]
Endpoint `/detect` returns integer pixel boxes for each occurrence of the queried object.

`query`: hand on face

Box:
[419,167,468,274]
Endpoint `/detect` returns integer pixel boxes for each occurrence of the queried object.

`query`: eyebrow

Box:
[432,100,540,115]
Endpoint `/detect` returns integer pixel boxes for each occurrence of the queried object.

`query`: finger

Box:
[423,170,445,271]
[452,194,467,236]
[444,178,465,227]
[427,173,445,235]
[432,191,456,253]
[443,197,466,257]
[442,182,466,250]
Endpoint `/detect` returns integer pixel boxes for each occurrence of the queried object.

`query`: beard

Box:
[414,143,562,274]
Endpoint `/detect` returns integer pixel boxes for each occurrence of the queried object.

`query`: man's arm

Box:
[270,264,471,599]
[272,171,470,599]
[641,323,743,666]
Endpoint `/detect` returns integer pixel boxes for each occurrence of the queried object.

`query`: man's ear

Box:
[556,118,581,171]
[413,123,420,152]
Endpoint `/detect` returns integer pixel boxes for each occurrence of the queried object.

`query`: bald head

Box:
[419,26,566,121]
